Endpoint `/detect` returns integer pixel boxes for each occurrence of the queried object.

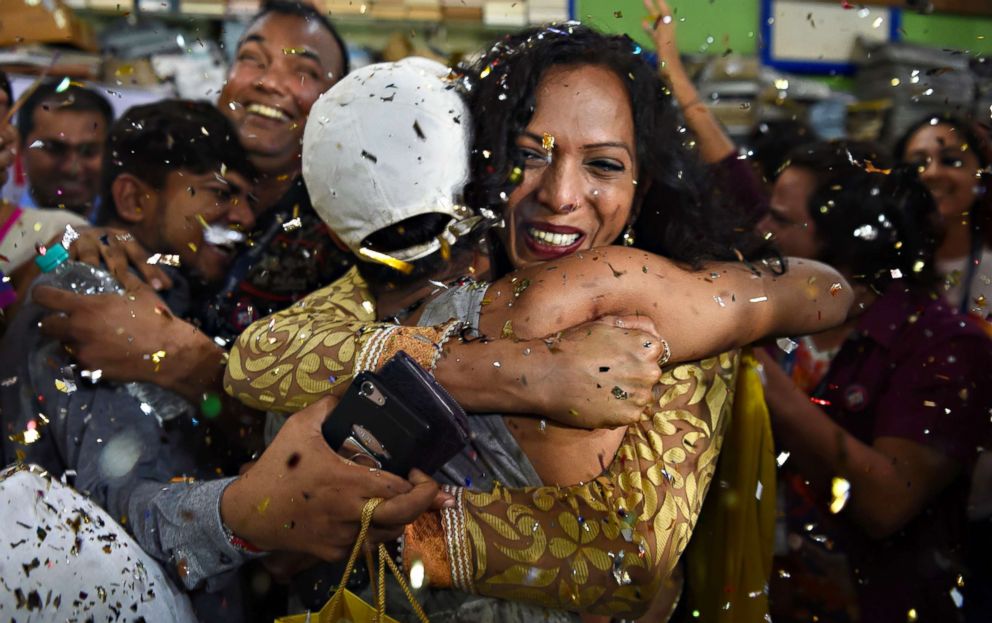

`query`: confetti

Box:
[511,277,530,297]
[830,282,844,296]
[776,337,798,353]
[609,550,631,585]
[541,132,555,153]
[62,224,80,248]
[203,225,245,246]
[282,217,303,232]
[501,320,515,339]
[358,248,413,274]
[749,296,768,303]
[829,477,850,513]
[256,498,271,514]
[612,386,628,400]
[150,350,168,372]
[146,253,180,267]
[409,559,426,589]
[98,431,142,479]
[776,451,791,466]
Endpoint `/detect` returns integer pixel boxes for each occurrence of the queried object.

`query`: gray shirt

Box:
[0,269,257,619]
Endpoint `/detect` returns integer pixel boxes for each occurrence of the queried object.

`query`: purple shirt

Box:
[781,285,992,622]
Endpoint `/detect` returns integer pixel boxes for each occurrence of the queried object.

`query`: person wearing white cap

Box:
[226,53,855,621]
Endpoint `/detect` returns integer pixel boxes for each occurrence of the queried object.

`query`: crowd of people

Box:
[0,1,989,622]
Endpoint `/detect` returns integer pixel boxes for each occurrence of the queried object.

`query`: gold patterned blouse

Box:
[404,353,737,618]
[225,268,738,617]
[224,267,460,411]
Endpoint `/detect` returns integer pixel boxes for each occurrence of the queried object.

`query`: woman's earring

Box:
[622,225,635,246]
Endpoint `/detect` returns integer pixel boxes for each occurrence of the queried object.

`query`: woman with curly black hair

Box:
[463,22,771,278]
[228,27,853,623]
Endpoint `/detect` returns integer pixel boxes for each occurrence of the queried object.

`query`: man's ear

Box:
[111,174,155,224]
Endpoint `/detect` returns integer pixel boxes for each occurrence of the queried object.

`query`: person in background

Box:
[897,116,992,623]
[16,78,112,220]
[896,115,991,321]
[758,141,992,623]
[0,71,88,324]
[746,118,819,186]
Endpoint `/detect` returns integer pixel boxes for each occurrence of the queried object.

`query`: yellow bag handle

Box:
[330,497,430,623]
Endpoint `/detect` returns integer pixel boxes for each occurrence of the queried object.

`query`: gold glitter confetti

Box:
[542,132,555,153]
[257,497,270,514]
[512,277,530,297]
[150,350,167,372]
[829,477,850,514]
[501,320,515,339]
[358,247,414,274]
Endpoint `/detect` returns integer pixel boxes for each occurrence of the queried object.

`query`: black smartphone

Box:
[321,351,470,475]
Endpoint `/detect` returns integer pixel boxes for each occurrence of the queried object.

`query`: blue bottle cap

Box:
[35,244,70,273]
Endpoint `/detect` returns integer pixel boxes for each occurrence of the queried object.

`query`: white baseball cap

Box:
[302,57,471,263]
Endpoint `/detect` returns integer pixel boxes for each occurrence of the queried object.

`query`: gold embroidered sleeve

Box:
[404,352,738,617]
[224,267,461,412]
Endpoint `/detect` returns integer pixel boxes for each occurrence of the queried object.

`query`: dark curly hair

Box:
[97,100,256,225]
[787,140,941,293]
[461,23,772,277]
[894,113,992,249]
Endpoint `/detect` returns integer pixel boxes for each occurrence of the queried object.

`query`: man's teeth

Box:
[528,227,580,247]
[246,103,289,121]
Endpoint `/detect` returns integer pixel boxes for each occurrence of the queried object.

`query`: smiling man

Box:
[198,0,354,340]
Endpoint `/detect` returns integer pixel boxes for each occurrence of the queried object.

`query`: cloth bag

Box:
[276,498,429,623]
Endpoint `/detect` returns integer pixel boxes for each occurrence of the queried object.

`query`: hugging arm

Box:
[477,246,852,360]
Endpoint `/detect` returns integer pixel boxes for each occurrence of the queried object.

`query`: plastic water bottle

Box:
[33,244,191,422]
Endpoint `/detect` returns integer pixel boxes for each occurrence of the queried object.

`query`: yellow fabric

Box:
[275,589,401,623]
[683,350,776,622]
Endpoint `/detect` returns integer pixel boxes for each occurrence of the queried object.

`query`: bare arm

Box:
[756,327,991,539]
[477,246,852,361]
[643,0,736,164]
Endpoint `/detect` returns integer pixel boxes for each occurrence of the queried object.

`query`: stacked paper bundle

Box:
[406,0,442,21]
[527,0,568,24]
[441,0,482,20]
[482,0,525,26]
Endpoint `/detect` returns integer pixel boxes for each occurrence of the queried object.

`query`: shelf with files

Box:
[74,6,516,57]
